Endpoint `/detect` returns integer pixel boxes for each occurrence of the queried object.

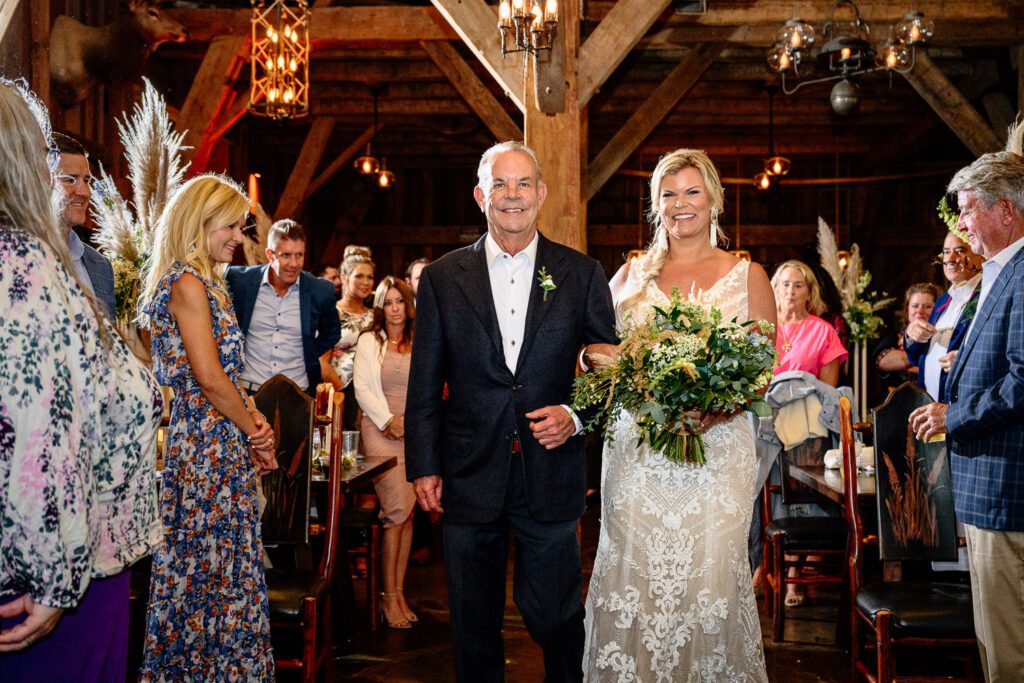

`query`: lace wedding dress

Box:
[583,259,767,682]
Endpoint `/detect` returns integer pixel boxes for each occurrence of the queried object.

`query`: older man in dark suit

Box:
[406,141,616,682]
[911,149,1024,682]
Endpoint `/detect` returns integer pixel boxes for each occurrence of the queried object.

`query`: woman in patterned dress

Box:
[0,79,162,681]
[582,150,776,681]
[138,175,278,681]
[321,245,375,427]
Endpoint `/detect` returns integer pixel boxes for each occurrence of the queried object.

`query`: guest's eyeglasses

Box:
[55,173,96,189]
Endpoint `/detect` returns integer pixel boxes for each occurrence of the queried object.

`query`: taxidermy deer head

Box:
[50,0,188,108]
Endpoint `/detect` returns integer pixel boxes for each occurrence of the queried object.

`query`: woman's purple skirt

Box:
[0,570,131,682]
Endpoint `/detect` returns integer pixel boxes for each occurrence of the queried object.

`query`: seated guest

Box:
[226,219,340,395]
[405,257,429,296]
[0,78,162,682]
[874,283,940,392]
[52,132,115,318]
[353,277,418,628]
[905,232,983,401]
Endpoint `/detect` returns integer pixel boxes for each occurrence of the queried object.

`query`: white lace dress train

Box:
[583,260,768,682]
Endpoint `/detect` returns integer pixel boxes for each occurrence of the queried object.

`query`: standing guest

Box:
[905,232,984,401]
[873,283,940,392]
[52,132,115,318]
[910,133,1024,682]
[773,260,849,387]
[353,277,419,628]
[405,257,429,295]
[406,141,617,682]
[0,79,162,682]
[226,219,340,396]
[316,262,342,300]
[321,245,375,427]
[138,174,277,681]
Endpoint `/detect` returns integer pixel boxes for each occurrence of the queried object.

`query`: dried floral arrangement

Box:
[816,218,895,344]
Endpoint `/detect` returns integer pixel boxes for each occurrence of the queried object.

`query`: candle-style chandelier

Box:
[767,0,933,116]
[497,0,559,56]
[250,0,310,120]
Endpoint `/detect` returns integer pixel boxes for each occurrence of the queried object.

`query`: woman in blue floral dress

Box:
[139,175,278,681]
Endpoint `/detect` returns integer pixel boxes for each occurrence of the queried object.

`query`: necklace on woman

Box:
[778,317,805,354]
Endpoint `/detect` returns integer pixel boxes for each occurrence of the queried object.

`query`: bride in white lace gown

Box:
[582,150,777,682]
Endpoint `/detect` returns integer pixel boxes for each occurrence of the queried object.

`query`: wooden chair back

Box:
[319,392,345,583]
[777,435,833,505]
[253,374,314,546]
[871,382,958,562]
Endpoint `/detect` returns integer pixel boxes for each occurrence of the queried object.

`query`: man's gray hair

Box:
[947,151,1024,213]
[476,141,543,189]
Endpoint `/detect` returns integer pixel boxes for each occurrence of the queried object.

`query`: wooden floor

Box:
[320,503,852,683]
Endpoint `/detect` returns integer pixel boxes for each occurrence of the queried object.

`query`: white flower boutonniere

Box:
[538,267,556,301]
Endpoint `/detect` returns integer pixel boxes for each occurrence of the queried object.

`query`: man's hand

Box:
[939,350,958,372]
[0,595,62,652]
[909,402,949,442]
[905,319,936,344]
[414,475,444,513]
[526,405,575,450]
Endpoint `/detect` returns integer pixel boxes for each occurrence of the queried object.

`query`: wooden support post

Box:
[577,0,671,108]
[276,117,336,219]
[981,92,1015,144]
[29,0,49,107]
[179,35,247,172]
[903,52,1002,156]
[420,40,522,141]
[587,43,723,201]
[303,125,376,202]
[526,0,583,250]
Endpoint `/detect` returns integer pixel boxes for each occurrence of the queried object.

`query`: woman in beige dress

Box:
[353,276,418,629]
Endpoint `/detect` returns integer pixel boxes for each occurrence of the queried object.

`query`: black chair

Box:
[845,385,979,683]
[762,434,848,642]
[254,375,339,683]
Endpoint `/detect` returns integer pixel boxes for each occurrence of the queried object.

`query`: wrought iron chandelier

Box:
[767,0,933,116]
[497,0,559,56]
[250,0,310,120]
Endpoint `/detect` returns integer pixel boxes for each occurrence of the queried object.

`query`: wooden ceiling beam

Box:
[902,52,1002,156]
[588,43,724,200]
[276,117,336,219]
[179,35,248,173]
[420,40,522,142]
[428,0,526,113]
[303,125,377,201]
[577,0,672,108]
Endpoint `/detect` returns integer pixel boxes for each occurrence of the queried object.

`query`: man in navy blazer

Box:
[53,132,115,318]
[406,142,616,682]
[226,219,340,395]
[911,150,1024,681]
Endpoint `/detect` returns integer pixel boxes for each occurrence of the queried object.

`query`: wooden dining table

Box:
[788,463,876,505]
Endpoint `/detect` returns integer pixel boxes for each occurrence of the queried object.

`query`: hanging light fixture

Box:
[354,88,381,176]
[497,0,559,56]
[377,158,396,189]
[250,0,310,120]
[763,89,791,177]
[766,1,933,115]
[753,172,772,192]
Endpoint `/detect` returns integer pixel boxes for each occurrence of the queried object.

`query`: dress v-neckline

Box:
[650,258,745,304]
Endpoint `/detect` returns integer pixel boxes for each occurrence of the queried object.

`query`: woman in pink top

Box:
[771,260,848,386]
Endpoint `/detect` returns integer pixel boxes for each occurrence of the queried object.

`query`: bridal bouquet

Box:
[571,289,776,465]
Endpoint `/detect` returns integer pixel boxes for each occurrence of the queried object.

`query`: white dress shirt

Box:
[922,273,981,399]
[965,234,1024,343]
[484,231,581,433]
[240,269,308,390]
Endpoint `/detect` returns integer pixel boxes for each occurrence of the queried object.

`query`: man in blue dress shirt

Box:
[911,149,1024,682]
[226,219,340,395]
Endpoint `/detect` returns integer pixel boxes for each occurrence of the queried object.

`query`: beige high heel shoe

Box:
[396,585,418,622]
[380,592,412,629]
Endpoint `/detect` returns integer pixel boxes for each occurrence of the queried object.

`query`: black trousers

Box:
[443,457,585,683]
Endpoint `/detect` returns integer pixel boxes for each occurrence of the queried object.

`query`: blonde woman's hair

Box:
[616,149,726,319]
[139,174,248,322]
[771,260,826,316]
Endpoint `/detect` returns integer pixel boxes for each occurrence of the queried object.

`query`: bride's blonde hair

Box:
[617,149,726,319]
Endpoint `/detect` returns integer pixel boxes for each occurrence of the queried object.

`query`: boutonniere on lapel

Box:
[960,295,979,322]
[537,267,556,301]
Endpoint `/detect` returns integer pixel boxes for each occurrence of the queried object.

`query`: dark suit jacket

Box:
[226,266,341,392]
[81,243,115,319]
[405,233,617,524]
[945,247,1024,531]
[904,284,981,402]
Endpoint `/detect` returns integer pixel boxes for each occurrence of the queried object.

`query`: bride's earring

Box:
[709,208,720,248]
[654,224,669,252]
